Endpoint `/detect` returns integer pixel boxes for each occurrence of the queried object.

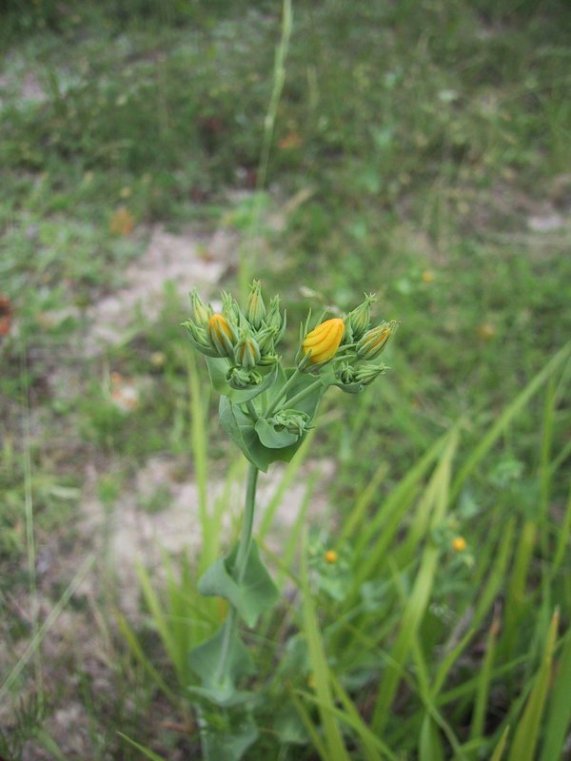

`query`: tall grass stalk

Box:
[239,0,293,297]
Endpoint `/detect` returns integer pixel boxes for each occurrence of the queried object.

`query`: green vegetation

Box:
[1,0,570,758]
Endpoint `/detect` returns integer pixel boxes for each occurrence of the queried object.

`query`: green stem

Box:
[278,379,322,412]
[236,464,259,581]
[214,463,259,684]
[265,365,302,417]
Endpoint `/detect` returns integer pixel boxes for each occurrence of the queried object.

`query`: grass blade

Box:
[540,629,571,761]
[300,533,351,761]
[372,429,458,732]
[507,609,559,761]
[491,726,510,761]
[451,343,571,499]
[118,732,168,761]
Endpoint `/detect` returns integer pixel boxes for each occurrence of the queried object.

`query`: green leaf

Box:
[255,417,299,448]
[202,709,259,761]
[198,541,278,627]
[541,630,571,761]
[508,609,559,761]
[419,714,445,761]
[189,625,255,706]
[118,733,168,761]
[219,397,303,471]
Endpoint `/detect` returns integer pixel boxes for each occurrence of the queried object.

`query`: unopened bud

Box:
[354,363,386,385]
[265,295,286,343]
[234,330,261,369]
[271,409,311,437]
[302,318,345,365]
[184,320,219,357]
[221,291,242,325]
[336,364,356,385]
[208,313,237,358]
[356,320,397,360]
[226,366,262,390]
[246,279,266,329]
[190,289,212,328]
[346,293,376,340]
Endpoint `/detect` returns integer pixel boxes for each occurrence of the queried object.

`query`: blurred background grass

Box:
[0,0,570,758]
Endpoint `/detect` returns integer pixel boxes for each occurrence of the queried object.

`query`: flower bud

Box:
[208,313,237,358]
[184,320,220,357]
[356,320,397,360]
[190,289,212,328]
[265,295,286,344]
[271,409,311,437]
[346,293,376,340]
[302,318,345,365]
[336,364,356,385]
[221,291,242,325]
[234,329,261,369]
[354,363,386,385]
[226,366,262,390]
[256,325,276,353]
[246,279,266,329]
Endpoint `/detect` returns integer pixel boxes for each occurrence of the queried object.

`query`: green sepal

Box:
[219,397,302,471]
[189,625,256,706]
[206,357,278,402]
[254,417,299,448]
[198,540,278,628]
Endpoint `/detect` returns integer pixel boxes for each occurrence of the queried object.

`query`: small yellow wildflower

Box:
[302,318,345,365]
[421,270,435,284]
[452,536,467,552]
[324,549,338,564]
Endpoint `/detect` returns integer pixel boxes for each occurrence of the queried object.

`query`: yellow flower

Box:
[208,313,236,357]
[452,536,467,552]
[324,549,338,564]
[302,318,345,365]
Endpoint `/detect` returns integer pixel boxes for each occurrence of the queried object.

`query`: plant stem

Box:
[236,464,259,581]
[214,463,259,684]
[264,365,301,417]
[278,379,322,411]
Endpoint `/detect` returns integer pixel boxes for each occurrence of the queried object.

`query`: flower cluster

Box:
[299,292,397,394]
[185,281,397,471]
[184,281,286,390]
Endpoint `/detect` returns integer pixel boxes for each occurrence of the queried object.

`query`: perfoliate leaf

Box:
[255,417,299,448]
[219,397,304,471]
[198,541,278,627]
[201,708,259,761]
[189,625,255,706]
